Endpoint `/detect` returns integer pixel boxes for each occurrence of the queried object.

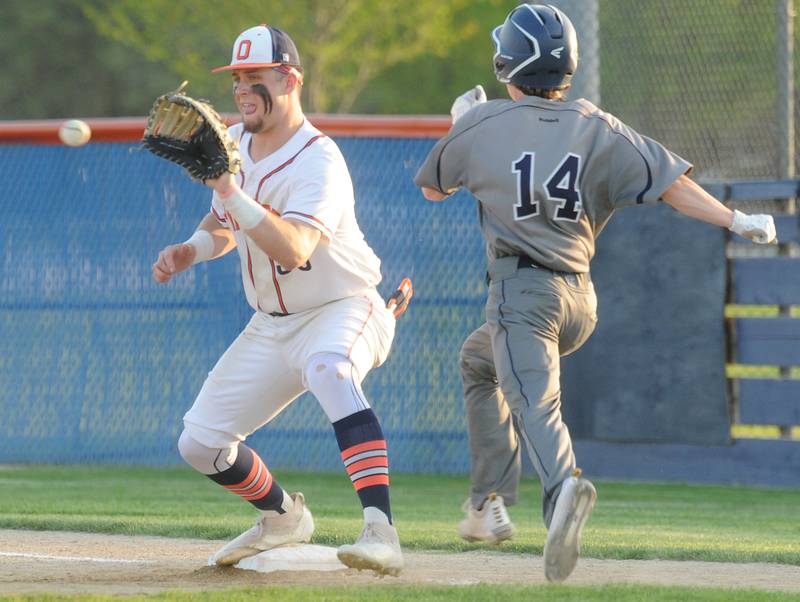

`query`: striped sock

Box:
[207,443,288,513]
[333,408,392,523]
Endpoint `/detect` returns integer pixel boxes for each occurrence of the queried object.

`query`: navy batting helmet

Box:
[492,4,578,90]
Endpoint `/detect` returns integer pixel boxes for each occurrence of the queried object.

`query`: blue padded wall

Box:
[0,137,729,470]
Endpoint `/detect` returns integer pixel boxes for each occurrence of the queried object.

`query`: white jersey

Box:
[210,120,383,314]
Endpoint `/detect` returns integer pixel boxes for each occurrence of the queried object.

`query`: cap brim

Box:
[211,62,283,73]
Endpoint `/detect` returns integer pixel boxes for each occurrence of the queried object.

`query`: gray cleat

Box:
[337,522,404,577]
[543,469,597,583]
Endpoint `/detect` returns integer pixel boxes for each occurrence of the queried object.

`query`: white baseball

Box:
[58,119,92,147]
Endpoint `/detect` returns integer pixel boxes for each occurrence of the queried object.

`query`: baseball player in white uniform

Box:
[152,24,408,576]
[414,3,776,583]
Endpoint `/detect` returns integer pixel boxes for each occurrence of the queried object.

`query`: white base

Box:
[214,544,347,574]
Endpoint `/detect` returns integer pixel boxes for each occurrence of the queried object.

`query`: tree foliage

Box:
[0,0,177,119]
[79,0,479,114]
[1,0,795,179]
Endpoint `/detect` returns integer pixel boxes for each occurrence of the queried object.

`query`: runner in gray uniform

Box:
[414,3,776,583]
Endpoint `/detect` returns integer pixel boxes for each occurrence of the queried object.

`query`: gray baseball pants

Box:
[460,256,597,525]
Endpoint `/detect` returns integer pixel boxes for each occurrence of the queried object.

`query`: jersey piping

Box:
[243,240,263,312]
[281,211,333,239]
[436,102,654,205]
[268,256,288,314]
[498,278,548,477]
[255,135,326,200]
[212,206,227,224]
[249,133,326,314]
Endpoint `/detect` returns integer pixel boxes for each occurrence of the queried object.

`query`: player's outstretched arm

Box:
[152,213,235,283]
[662,175,777,244]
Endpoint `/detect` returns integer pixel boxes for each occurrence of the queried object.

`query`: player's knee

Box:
[458,341,474,373]
[303,353,354,396]
[459,340,495,381]
[177,430,236,475]
[177,430,207,471]
[303,352,369,423]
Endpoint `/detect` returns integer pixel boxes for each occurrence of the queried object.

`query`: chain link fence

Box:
[0,137,489,470]
[596,0,797,184]
[1,1,798,466]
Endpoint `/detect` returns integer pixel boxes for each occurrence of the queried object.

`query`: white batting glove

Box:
[729,210,777,244]
[450,85,487,124]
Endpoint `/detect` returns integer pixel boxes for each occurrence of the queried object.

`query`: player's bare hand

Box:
[205,171,237,197]
[152,243,196,283]
[729,210,778,244]
[421,186,454,202]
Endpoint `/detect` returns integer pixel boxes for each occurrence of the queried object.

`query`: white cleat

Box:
[337,522,404,576]
[458,492,515,544]
[211,492,315,566]
[543,470,597,583]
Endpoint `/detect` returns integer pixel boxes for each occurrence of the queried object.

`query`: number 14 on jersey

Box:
[512,152,583,222]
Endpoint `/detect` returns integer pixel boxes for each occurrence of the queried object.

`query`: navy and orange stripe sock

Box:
[207,443,287,513]
[333,408,392,523]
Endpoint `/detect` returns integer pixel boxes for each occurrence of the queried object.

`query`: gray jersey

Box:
[414,96,692,273]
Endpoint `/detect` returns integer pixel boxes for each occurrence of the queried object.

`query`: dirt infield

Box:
[1,529,799,595]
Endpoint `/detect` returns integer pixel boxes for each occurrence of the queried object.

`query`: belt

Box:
[517,255,580,278]
[268,311,291,317]
[516,255,553,271]
[516,255,585,287]
[486,255,579,284]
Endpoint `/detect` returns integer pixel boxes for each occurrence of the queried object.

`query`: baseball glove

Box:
[142,81,241,181]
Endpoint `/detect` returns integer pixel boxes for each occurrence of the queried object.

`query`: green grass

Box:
[3,584,800,602]
[0,465,798,566]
